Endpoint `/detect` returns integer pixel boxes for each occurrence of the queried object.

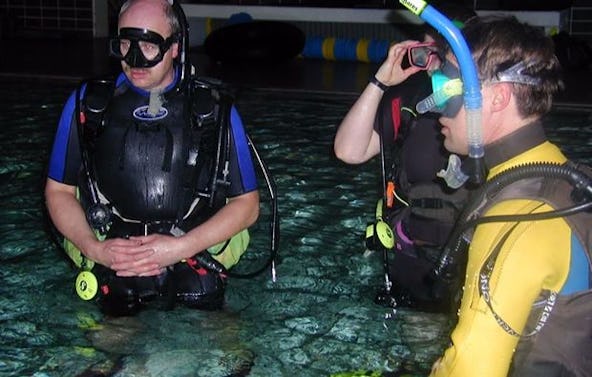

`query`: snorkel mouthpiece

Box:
[416,71,463,115]
[400,0,486,187]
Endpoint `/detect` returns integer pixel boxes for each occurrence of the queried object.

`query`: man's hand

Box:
[87,237,161,276]
[111,233,187,277]
[374,40,423,87]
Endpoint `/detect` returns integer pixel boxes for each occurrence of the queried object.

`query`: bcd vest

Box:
[438,161,592,376]
[78,77,232,236]
[378,81,469,247]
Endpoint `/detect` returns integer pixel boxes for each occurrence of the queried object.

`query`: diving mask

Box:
[109,27,177,68]
[408,42,439,70]
[416,59,464,118]
[417,60,544,118]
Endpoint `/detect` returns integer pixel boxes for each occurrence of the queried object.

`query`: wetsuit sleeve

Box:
[226,106,257,197]
[431,200,571,377]
[47,90,82,185]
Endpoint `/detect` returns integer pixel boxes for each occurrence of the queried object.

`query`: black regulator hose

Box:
[431,161,592,296]
[170,0,191,90]
[222,134,280,279]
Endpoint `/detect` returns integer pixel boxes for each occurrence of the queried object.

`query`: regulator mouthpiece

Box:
[437,154,469,189]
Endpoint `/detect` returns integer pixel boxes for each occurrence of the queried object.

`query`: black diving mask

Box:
[109,27,177,68]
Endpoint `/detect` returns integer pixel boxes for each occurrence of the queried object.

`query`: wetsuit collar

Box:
[484,120,547,170]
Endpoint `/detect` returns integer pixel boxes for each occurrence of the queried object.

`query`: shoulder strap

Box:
[434,162,592,298]
[76,78,116,233]
[484,162,592,267]
[187,77,236,210]
[79,78,115,148]
[460,163,591,255]
[475,162,592,338]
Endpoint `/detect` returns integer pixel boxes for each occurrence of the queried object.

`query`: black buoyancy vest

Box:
[378,75,469,247]
[94,85,190,221]
[79,77,229,229]
[430,162,592,317]
[474,162,592,377]
[465,162,592,278]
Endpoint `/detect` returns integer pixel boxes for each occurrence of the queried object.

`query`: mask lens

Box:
[138,40,162,61]
[109,38,128,59]
[109,38,164,63]
[119,39,131,57]
[410,47,430,68]
[408,43,437,70]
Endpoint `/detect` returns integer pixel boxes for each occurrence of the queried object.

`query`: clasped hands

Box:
[91,233,193,277]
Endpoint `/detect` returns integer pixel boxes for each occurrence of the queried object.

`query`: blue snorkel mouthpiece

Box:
[399,0,487,187]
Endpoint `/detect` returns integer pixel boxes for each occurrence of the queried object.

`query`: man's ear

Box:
[490,82,512,111]
[172,42,179,59]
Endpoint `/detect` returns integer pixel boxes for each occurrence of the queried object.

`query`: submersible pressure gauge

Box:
[75,271,99,300]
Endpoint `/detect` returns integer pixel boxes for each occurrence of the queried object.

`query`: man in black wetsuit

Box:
[45,0,259,316]
[334,4,475,312]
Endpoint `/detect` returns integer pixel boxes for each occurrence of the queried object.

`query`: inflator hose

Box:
[226,134,280,279]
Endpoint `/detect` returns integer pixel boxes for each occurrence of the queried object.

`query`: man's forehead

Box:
[119,1,170,35]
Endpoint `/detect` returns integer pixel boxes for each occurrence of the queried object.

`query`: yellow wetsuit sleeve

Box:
[431,200,571,377]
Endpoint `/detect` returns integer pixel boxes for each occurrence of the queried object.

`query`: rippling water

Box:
[0,78,590,377]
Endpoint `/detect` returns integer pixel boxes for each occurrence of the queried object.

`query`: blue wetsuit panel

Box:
[48,93,76,182]
[48,85,87,184]
[229,106,257,193]
[560,233,590,294]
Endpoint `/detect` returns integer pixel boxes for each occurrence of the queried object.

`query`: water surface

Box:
[0,79,590,377]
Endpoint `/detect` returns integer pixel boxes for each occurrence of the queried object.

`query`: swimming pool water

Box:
[0,78,590,377]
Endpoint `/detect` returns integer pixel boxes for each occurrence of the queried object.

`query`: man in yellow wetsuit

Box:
[425,16,592,377]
